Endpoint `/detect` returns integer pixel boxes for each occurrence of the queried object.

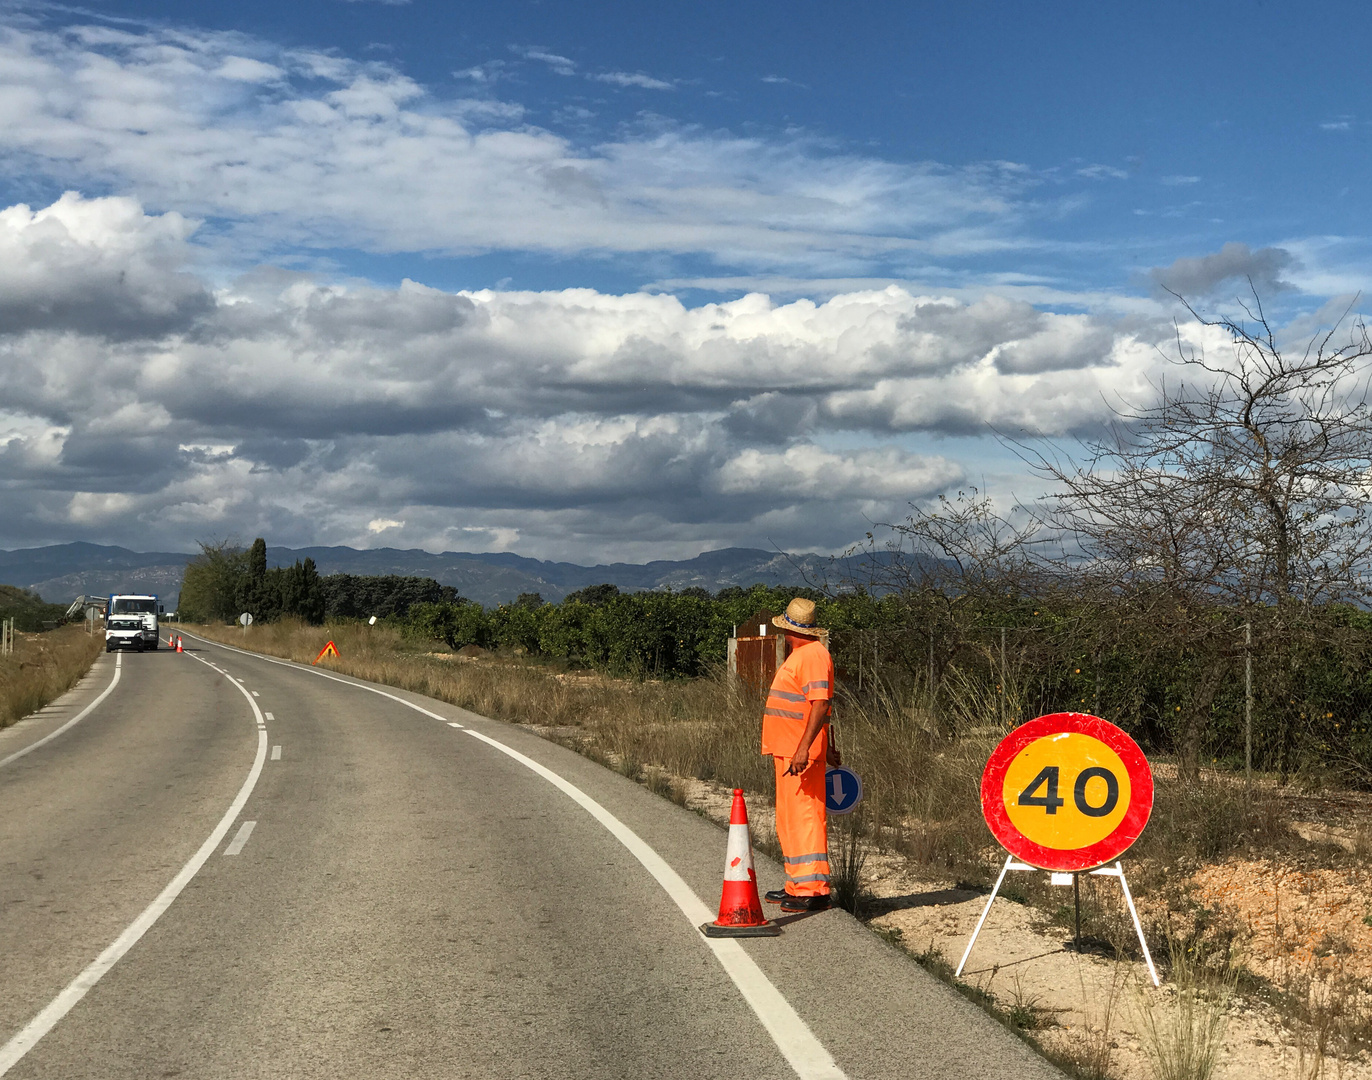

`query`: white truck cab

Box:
[105,594,162,652]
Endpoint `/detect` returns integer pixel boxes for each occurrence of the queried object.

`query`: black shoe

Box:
[779,894,831,913]
[764,889,790,904]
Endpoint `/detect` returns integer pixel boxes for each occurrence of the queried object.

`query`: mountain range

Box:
[0,542,869,609]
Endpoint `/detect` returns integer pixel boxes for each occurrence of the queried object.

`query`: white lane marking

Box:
[182,629,846,1078]
[0,652,122,770]
[271,745,281,760]
[264,712,274,721]
[183,632,454,723]
[223,820,257,856]
[447,721,464,729]
[251,691,260,698]
[463,729,845,1080]
[0,655,267,1075]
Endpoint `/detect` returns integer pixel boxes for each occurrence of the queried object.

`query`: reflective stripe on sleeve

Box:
[801,680,831,693]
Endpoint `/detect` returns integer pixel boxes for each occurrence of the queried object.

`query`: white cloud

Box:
[215,56,284,83]
[714,445,960,499]
[1077,165,1128,180]
[0,193,1197,559]
[591,72,674,90]
[0,20,1035,272]
[517,47,576,75]
[0,191,208,337]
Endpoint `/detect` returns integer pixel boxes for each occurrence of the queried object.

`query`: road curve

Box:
[0,633,1062,1079]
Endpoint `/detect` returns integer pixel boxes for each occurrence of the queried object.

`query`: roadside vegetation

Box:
[0,584,70,631]
[0,622,104,728]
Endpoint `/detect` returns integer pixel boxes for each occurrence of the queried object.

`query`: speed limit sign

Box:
[981,713,1153,873]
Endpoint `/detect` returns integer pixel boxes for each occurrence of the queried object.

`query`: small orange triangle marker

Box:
[313,640,340,665]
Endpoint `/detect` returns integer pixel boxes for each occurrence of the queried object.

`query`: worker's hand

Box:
[785,748,809,775]
[826,743,842,767]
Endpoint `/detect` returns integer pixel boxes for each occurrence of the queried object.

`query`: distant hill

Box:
[0,542,877,609]
[0,543,191,611]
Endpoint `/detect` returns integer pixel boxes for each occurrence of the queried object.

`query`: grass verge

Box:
[0,624,104,727]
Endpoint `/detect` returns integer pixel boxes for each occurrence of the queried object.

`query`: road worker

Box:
[760,597,839,913]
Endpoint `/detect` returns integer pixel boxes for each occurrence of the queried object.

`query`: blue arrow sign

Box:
[825,766,863,815]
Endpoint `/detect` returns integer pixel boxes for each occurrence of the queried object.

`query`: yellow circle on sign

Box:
[1001,733,1132,851]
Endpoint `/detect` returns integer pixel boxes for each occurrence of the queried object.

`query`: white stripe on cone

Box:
[723,823,755,881]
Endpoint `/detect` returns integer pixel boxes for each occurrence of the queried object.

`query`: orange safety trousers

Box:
[772,730,830,897]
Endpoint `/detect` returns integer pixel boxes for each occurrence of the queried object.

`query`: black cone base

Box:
[700,920,782,937]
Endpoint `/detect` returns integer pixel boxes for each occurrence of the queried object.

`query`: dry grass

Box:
[190,619,1297,892]
[1134,933,1238,1080]
[0,624,104,727]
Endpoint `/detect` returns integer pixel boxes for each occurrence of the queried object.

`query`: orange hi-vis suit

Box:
[761,638,834,897]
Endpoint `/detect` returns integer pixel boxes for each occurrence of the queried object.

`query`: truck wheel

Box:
[105,644,113,652]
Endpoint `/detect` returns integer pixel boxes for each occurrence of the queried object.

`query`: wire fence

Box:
[830,616,1372,784]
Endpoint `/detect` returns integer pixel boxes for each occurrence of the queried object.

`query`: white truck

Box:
[104,594,163,652]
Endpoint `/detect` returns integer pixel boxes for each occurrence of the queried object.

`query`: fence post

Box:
[999,626,1007,727]
[1244,618,1253,784]
[1093,652,1101,718]
[927,632,935,709]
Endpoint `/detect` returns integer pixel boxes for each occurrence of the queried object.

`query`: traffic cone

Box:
[168,633,174,648]
[176,636,183,653]
[700,789,781,937]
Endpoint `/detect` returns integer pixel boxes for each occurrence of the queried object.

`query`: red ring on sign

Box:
[981,712,1153,872]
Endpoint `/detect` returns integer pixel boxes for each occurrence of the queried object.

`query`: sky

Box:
[1,0,1370,562]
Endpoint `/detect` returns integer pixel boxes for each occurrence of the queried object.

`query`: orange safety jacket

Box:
[760,638,834,758]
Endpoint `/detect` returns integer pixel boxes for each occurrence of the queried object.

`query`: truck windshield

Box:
[111,599,157,614]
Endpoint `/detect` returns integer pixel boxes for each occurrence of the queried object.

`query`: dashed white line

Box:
[0,652,122,770]
[251,691,260,698]
[180,630,846,1080]
[264,712,274,721]
[447,721,464,729]
[0,653,267,1075]
[271,745,281,760]
[223,820,257,856]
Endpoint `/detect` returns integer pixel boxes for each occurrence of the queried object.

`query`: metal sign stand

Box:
[955,853,1159,986]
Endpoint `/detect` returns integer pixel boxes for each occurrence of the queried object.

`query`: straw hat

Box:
[773,597,823,638]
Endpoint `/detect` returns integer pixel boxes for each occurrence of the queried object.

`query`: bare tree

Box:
[1025,286,1372,777]
[851,489,1045,721]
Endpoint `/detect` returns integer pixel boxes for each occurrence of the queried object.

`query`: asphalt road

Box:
[0,634,1062,1079]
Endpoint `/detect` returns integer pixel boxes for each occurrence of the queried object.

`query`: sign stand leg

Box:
[955,853,1013,977]
[956,858,1161,987]
[1072,873,1081,950]
[1113,861,1159,987]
